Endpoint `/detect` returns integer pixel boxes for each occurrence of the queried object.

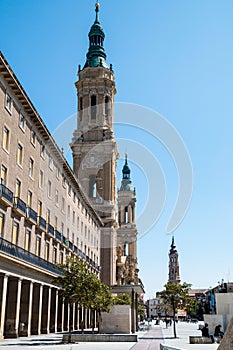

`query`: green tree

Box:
[80,274,113,333]
[53,257,113,341]
[159,281,192,338]
[186,298,199,319]
[138,300,145,321]
[112,293,131,305]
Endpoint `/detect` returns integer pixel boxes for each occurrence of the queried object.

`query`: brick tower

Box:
[168,236,181,284]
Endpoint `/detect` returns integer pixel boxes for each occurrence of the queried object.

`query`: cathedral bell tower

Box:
[71,3,119,285]
[168,236,181,284]
[116,155,139,285]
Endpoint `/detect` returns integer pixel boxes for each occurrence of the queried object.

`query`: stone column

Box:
[135,293,139,331]
[76,304,79,330]
[128,205,132,223]
[54,289,58,333]
[0,274,8,339]
[73,303,75,331]
[132,205,135,223]
[131,288,135,333]
[61,302,64,332]
[27,281,34,336]
[15,278,22,337]
[88,308,91,328]
[81,306,84,329]
[95,309,97,329]
[119,205,123,224]
[38,284,43,335]
[67,304,70,332]
[47,287,51,333]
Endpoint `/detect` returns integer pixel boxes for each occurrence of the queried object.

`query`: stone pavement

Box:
[0,328,161,350]
[131,326,163,350]
[0,322,221,350]
[161,321,219,350]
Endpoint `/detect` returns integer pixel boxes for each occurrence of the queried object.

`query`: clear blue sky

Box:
[1,0,233,298]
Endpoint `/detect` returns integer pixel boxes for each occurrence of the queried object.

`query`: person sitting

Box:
[214,324,224,338]
[201,323,215,343]
[201,323,209,337]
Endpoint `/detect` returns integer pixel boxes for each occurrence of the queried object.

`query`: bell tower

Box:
[116,155,139,285]
[71,3,118,285]
[168,236,181,284]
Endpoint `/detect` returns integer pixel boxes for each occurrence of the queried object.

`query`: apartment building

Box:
[0,51,102,338]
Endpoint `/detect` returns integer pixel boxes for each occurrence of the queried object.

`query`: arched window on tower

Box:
[91,95,97,121]
[104,96,111,122]
[124,207,128,223]
[124,243,128,256]
[89,175,97,198]
[91,35,103,47]
[79,97,83,121]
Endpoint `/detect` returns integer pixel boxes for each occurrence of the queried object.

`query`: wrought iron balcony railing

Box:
[13,197,27,214]
[0,237,61,275]
[62,235,68,246]
[55,230,62,241]
[78,249,86,260]
[37,216,46,230]
[47,223,54,236]
[0,184,13,204]
[26,206,37,223]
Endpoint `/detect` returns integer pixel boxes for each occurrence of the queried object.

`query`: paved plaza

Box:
[0,321,220,350]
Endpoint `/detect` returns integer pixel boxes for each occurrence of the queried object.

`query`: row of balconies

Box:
[0,236,61,275]
[0,183,100,272]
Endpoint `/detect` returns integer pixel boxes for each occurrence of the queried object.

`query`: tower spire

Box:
[119,155,134,191]
[95,2,100,22]
[170,236,176,252]
[83,2,108,69]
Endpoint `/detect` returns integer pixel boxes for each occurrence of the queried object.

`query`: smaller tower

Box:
[116,155,139,285]
[168,236,181,284]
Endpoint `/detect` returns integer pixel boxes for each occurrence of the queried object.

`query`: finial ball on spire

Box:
[95,2,100,11]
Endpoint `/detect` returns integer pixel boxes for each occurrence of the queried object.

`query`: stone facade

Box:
[71,65,118,285]
[0,51,101,338]
[100,305,131,334]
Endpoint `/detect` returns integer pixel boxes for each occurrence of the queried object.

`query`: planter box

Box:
[189,336,213,344]
[63,334,137,343]
[100,305,131,334]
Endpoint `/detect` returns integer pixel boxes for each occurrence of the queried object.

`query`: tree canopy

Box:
[53,257,113,337]
[158,281,192,338]
[53,257,112,310]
